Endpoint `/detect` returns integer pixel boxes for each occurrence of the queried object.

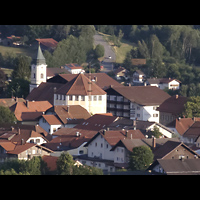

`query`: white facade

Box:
[87,134,114,160]
[38,117,62,135]
[150,80,180,90]
[26,136,47,145]
[54,94,107,114]
[130,102,159,123]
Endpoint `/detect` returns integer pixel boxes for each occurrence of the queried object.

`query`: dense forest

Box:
[1,25,200,97]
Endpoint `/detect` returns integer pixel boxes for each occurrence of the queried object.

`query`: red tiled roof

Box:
[56,73,106,95]
[10,101,52,121]
[42,115,62,125]
[36,38,58,49]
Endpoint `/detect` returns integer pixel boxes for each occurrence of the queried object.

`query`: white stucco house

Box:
[146,78,181,90]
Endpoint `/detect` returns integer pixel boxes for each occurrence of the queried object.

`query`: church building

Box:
[29,43,47,92]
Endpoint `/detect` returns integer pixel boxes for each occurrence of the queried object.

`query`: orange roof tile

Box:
[10,101,52,121]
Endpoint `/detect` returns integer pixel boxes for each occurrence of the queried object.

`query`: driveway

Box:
[93,33,116,73]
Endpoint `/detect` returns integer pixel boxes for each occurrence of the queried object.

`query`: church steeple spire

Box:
[35,42,46,65]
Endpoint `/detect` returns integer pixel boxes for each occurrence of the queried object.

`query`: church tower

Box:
[29,43,47,92]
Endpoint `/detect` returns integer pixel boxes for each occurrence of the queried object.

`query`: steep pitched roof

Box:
[26,82,64,105]
[10,100,52,121]
[56,73,106,95]
[85,129,145,147]
[157,95,188,115]
[106,86,170,106]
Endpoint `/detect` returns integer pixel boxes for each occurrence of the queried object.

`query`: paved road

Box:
[93,33,116,73]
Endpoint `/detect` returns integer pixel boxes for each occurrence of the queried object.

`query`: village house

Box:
[105,85,170,122]
[146,78,181,90]
[38,105,91,134]
[9,100,52,125]
[132,70,146,85]
[148,141,200,174]
[113,66,129,81]
[53,73,107,114]
[0,140,53,162]
[64,63,85,74]
[157,95,188,126]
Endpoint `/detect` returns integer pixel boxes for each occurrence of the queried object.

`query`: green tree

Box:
[6,78,30,98]
[11,55,31,80]
[0,106,16,124]
[129,146,154,171]
[182,96,200,118]
[56,152,74,175]
[94,44,105,58]
[151,126,162,138]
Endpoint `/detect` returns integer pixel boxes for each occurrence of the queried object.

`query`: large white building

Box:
[53,73,107,114]
[105,86,170,123]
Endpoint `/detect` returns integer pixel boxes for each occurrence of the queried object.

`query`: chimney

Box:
[133,120,137,130]
[15,97,18,102]
[11,126,14,131]
[18,127,20,135]
[175,94,179,99]
[102,129,106,135]
[94,76,97,82]
[21,139,24,145]
[152,136,156,150]
[26,100,29,109]
[125,130,132,139]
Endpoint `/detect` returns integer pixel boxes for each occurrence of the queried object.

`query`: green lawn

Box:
[0,45,35,58]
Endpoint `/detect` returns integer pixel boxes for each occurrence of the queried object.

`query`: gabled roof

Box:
[10,100,52,121]
[7,143,53,155]
[47,105,91,124]
[153,141,200,160]
[157,95,188,115]
[56,73,106,95]
[36,38,58,49]
[65,63,83,70]
[42,115,62,125]
[106,86,170,106]
[26,82,64,105]
[85,129,145,147]
[149,159,200,175]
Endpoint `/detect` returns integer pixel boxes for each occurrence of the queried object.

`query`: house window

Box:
[36,139,40,143]
[69,95,72,100]
[93,96,97,101]
[153,114,158,117]
[56,94,58,100]
[81,96,85,101]
[41,73,44,79]
[60,95,62,100]
[95,142,97,147]
[99,96,102,101]
[30,139,34,143]
[75,96,79,101]
[101,143,103,148]
[137,114,140,117]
